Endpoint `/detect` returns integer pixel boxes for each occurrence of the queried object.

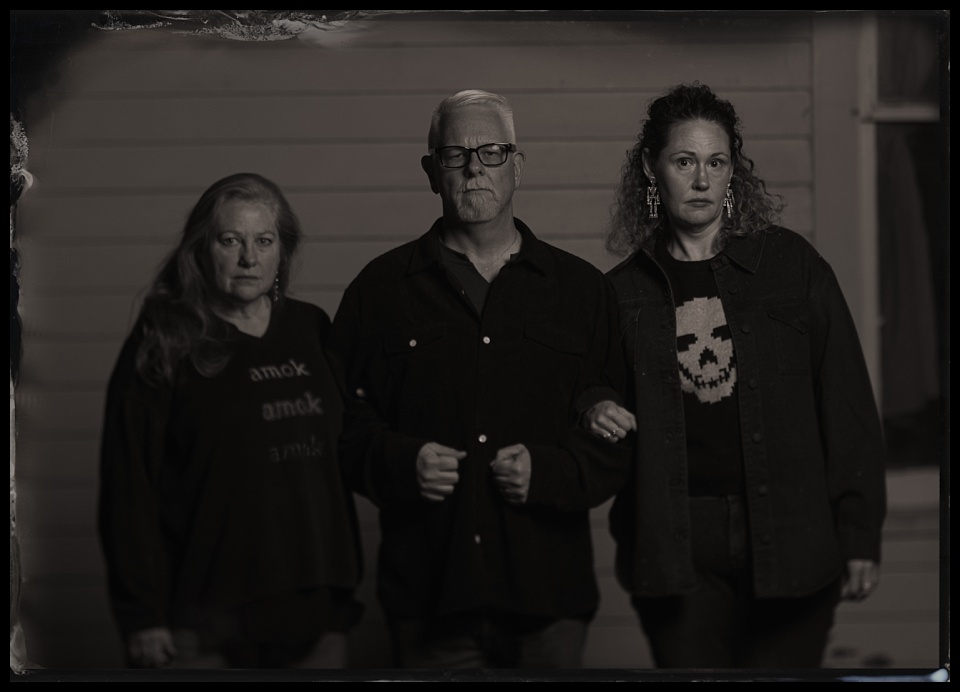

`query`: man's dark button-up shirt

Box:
[329,219,631,618]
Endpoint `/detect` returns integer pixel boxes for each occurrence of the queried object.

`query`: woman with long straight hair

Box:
[98,173,362,669]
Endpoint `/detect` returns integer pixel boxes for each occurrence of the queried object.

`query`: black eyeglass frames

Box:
[432,143,517,169]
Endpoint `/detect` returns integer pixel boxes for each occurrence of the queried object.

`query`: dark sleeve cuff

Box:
[524,430,633,512]
[576,385,624,416]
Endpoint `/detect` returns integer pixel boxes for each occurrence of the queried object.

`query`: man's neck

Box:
[440,217,518,257]
[440,217,522,282]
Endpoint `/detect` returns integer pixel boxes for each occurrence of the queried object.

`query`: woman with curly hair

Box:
[584,83,886,668]
[98,173,362,669]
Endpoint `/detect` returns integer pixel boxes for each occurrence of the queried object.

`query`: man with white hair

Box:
[330,90,631,668]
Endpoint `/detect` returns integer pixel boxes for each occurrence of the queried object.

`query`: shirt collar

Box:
[407,217,549,276]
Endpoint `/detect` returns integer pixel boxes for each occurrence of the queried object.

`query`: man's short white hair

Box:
[427,90,516,151]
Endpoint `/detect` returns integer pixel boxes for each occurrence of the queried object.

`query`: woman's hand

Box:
[127,626,177,668]
[584,400,637,443]
[841,559,880,601]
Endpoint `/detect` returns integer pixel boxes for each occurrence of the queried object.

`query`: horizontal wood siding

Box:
[12,12,939,674]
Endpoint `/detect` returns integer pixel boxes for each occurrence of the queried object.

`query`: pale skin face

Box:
[421,104,525,229]
[643,118,733,256]
[208,199,281,312]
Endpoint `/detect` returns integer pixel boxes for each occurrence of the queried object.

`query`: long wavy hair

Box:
[135,173,302,385]
[606,82,785,257]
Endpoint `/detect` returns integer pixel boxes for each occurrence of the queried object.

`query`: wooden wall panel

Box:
[13,11,937,675]
[13,438,101,483]
[55,23,812,95]
[41,91,812,143]
[18,341,119,387]
[20,295,143,338]
[16,390,104,435]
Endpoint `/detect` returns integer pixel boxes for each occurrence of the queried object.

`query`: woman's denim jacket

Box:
[607,226,886,598]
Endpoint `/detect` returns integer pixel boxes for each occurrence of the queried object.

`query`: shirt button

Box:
[478,434,487,443]
[482,336,491,344]
[409,339,417,348]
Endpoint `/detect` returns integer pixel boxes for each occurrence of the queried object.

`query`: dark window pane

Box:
[878,15,940,103]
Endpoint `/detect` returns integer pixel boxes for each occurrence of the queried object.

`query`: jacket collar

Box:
[407,217,549,276]
[719,229,766,273]
[639,227,767,274]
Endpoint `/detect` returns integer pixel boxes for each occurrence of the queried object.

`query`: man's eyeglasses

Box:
[432,143,516,169]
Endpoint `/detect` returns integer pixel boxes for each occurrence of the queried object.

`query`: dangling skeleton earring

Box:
[645,179,660,219]
[273,275,280,303]
[723,182,735,219]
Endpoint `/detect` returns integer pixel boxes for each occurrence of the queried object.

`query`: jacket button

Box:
[761,533,772,544]
[478,434,487,443]
[757,484,769,496]
[748,378,758,389]
[741,324,752,334]
[752,432,762,443]
[729,286,739,294]
[482,336,491,344]
[474,534,481,544]
[409,339,417,348]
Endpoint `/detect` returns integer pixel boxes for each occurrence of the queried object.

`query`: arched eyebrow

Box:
[669,149,730,159]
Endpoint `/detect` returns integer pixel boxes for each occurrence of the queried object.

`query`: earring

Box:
[645,179,660,219]
[723,183,735,219]
[273,276,280,303]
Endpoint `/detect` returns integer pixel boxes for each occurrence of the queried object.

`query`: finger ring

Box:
[602,431,612,438]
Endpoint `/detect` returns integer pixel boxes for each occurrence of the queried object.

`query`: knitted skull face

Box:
[675,296,737,404]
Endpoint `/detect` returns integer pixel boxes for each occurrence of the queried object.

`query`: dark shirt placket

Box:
[332,218,632,618]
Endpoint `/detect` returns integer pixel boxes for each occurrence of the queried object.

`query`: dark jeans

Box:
[385,608,590,669]
[633,495,841,669]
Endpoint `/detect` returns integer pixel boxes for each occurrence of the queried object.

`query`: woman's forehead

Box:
[214,198,277,231]
[665,119,729,148]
